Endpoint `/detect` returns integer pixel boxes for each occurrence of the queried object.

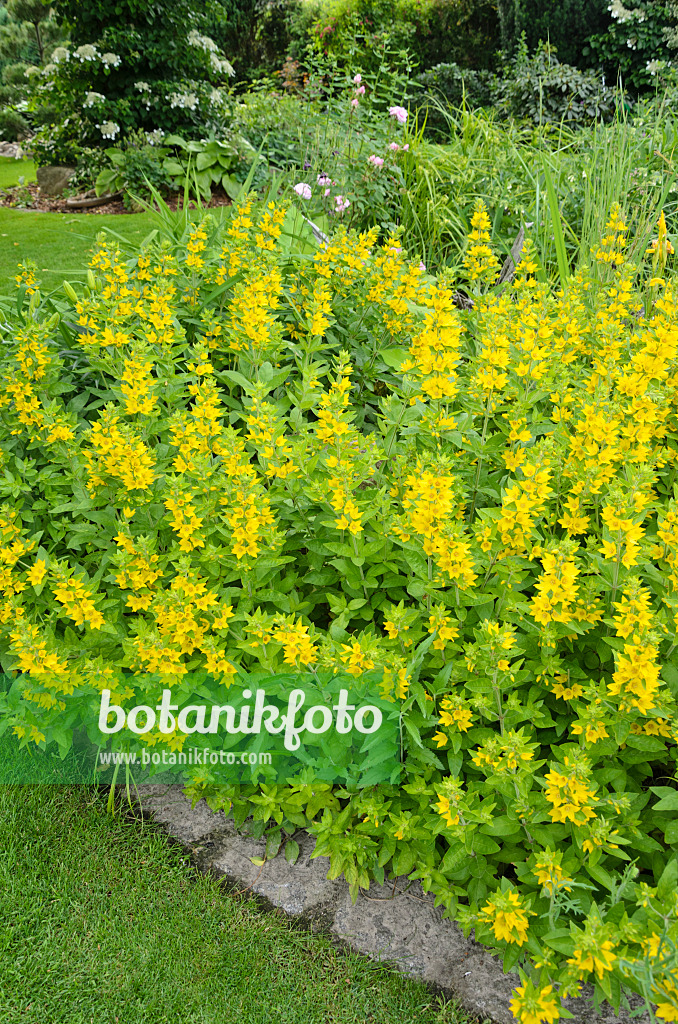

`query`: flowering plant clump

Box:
[1,198,678,1023]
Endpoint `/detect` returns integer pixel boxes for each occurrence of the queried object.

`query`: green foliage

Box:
[304,0,498,75]
[0,103,27,138]
[210,0,301,86]
[230,58,420,242]
[497,0,610,68]
[495,41,616,125]
[410,62,497,138]
[0,0,65,143]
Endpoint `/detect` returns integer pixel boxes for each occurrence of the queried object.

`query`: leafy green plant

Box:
[495,40,616,126]
[95,132,252,204]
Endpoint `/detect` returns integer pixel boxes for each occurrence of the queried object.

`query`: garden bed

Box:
[0,182,233,214]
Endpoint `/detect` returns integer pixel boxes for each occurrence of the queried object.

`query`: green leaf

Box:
[381,347,410,370]
[222,174,242,200]
[503,942,523,973]
[222,370,257,395]
[196,151,217,171]
[95,168,119,196]
[542,161,569,291]
[472,834,501,855]
[663,821,678,844]
[650,787,678,811]
[482,816,521,838]
[162,159,185,177]
[656,857,677,899]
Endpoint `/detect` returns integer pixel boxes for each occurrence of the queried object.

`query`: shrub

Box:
[410,61,498,137]
[496,41,616,125]
[586,0,674,91]
[1,195,678,1022]
[26,0,235,164]
[230,63,420,247]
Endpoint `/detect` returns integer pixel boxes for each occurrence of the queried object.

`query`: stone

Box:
[36,165,75,196]
[0,141,22,158]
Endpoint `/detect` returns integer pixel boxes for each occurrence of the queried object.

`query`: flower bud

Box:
[63,281,78,303]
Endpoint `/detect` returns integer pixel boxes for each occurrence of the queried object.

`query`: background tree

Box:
[0,1,66,140]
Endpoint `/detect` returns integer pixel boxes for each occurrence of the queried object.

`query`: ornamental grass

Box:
[1,195,678,1023]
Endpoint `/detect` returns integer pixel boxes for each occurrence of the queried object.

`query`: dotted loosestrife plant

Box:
[2,198,678,1024]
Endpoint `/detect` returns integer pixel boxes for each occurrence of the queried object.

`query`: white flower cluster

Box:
[608,0,645,23]
[134,81,153,108]
[170,91,199,110]
[145,129,165,145]
[209,53,235,76]
[96,120,120,139]
[75,44,99,61]
[24,66,40,78]
[49,45,120,67]
[83,91,105,108]
[188,30,219,53]
[209,87,225,106]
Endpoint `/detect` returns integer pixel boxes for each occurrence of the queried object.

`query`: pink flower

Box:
[317,174,331,186]
[368,154,384,168]
[350,97,359,109]
[388,105,408,124]
[355,84,365,95]
[293,182,312,199]
[334,195,350,213]
[402,143,410,151]
[323,188,330,197]
[388,142,400,152]
[353,73,362,84]
[419,261,426,271]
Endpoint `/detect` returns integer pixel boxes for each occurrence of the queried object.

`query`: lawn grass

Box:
[0,157,36,188]
[0,208,156,296]
[0,786,476,1024]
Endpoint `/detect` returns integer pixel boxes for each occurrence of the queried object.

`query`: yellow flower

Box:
[479,889,533,945]
[26,561,47,586]
[510,980,561,1024]
[567,939,616,980]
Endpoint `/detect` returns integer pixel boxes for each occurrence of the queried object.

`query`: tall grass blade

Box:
[543,161,569,290]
